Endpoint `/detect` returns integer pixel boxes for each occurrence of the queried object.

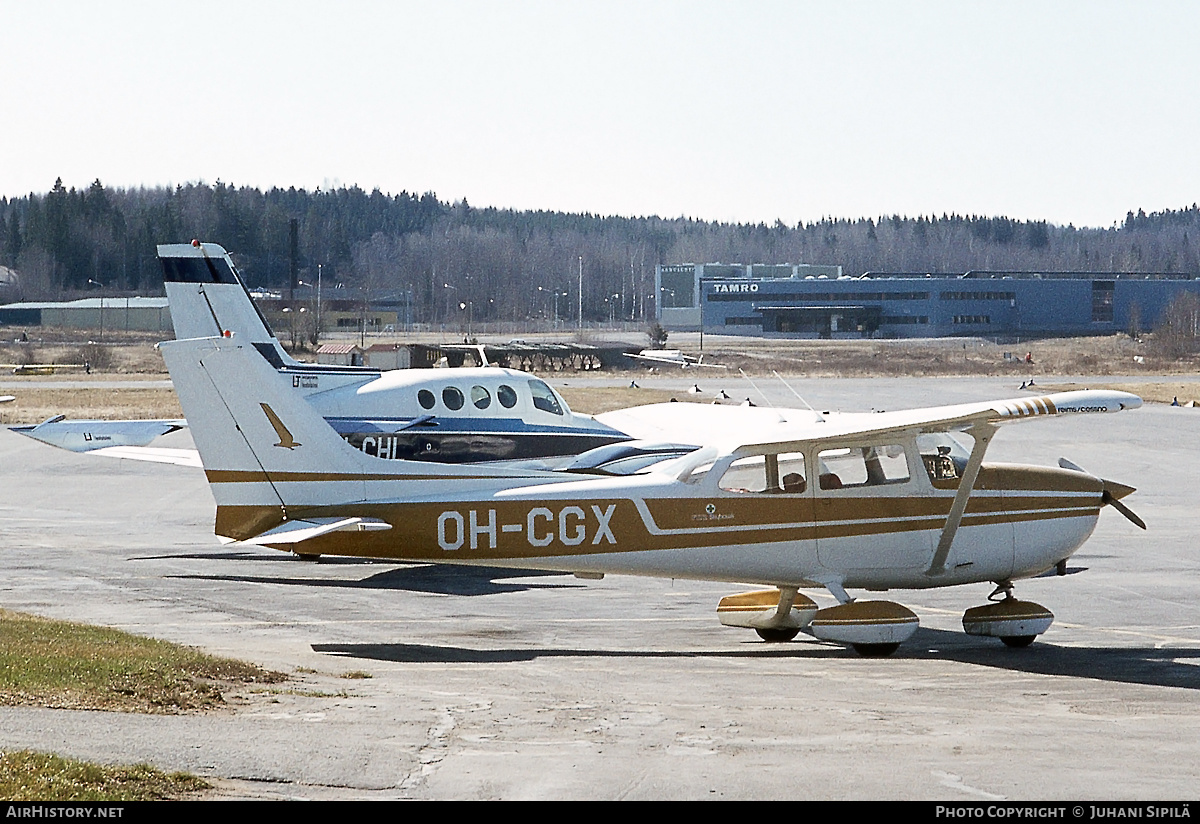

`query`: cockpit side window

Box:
[917,432,969,481]
[719,457,770,493]
[528,379,563,415]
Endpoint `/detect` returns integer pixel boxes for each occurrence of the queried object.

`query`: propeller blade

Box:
[1102,490,1147,530]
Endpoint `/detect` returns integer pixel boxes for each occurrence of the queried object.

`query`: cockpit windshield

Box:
[528,379,564,415]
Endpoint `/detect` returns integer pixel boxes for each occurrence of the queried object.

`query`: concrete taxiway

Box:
[0,375,1197,799]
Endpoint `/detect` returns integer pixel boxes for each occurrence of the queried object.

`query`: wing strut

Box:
[927,421,995,577]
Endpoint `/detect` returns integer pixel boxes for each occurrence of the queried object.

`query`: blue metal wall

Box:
[699,276,1200,338]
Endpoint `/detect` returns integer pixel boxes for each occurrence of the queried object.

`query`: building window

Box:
[881,316,928,325]
[940,291,1015,301]
[659,267,695,308]
[952,315,991,325]
[1092,281,1115,323]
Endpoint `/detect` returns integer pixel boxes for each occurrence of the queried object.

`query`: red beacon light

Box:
[191,239,201,248]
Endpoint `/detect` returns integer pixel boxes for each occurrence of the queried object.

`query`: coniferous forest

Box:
[2,178,1199,325]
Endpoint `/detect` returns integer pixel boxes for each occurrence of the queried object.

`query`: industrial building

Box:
[656,264,1200,339]
[0,297,172,333]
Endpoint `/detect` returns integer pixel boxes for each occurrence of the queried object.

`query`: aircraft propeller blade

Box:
[1059,458,1146,530]
[1102,489,1147,530]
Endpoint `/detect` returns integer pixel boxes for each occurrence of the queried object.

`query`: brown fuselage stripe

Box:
[213,494,1101,558]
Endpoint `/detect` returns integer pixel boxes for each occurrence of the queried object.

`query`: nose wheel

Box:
[963,583,1054,648]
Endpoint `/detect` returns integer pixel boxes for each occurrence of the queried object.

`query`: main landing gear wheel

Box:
[1001,635,1037,648]
[756,627,801,642]
[851,642,901,657]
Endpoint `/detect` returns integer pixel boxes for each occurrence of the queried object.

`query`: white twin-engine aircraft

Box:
[158,241,630,465]
[160,331,1144,657]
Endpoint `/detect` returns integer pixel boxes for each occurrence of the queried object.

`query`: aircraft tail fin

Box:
[158,241,300,367]
[158,336,548,541]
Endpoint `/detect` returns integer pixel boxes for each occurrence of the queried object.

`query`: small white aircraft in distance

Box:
[0,363,83,375]
[159,332,1145,656]
[625,349,726,369]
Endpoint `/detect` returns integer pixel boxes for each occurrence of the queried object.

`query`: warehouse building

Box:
[656,264,1200,339]
[0,297,172,333]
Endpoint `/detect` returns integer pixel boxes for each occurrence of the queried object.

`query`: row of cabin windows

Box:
[416,379,563,415]
[691,438,963,494]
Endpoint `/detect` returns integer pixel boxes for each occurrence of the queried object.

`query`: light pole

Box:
[442,283,457,330]
[577,256,583,331]
[552,290,567,329]
[88,279,104,341]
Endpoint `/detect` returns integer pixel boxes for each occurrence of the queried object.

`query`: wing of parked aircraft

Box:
[9,416,189,453]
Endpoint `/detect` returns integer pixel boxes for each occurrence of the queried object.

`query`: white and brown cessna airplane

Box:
[159,331,1144,656]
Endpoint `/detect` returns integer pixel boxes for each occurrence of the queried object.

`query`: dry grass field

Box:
[2,331,1198,421]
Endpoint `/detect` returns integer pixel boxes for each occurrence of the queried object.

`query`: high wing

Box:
[598,390,1141,455]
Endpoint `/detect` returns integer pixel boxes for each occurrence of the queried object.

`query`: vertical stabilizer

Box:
[158,241,299,367]
[158,336,556,540]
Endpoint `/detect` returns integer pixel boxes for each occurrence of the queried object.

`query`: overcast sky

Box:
[2,1,1197,228]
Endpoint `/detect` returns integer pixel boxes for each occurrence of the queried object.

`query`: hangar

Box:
[656,263,1200,339]
[0,296,172,333]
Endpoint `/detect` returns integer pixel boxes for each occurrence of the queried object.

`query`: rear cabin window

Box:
[818,444,909,490]
[418,389,435,409]
[442,386,464,411]
[471,385,491,409]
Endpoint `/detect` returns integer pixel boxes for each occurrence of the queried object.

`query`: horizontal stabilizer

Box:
[86,446,202,467]
[241,517,393,546]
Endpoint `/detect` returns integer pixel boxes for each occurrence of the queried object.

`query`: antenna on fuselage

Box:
[772,370,824,423]
[738,369,774,408]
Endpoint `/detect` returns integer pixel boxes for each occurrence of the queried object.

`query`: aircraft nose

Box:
[1102,479,1136,502]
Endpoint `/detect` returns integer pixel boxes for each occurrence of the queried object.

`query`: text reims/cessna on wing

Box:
[160,333,1144,656]
[156,240,630,466]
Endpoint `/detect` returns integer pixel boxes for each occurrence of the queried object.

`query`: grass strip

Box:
[0,750,209,801]
[0,609,284,713]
